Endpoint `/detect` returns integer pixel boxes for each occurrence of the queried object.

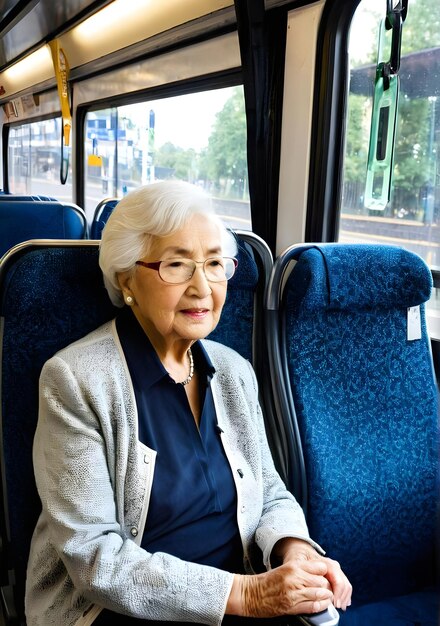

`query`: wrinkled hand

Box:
[226,539,352,618]
[276,538,352,611]
[239,560,334,617]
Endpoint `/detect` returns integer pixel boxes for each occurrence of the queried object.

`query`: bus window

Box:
[84,86,250,229]
[340,0,440,267]
[7,117,73,200]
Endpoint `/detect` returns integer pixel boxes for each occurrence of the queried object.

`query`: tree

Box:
[154,142,198,182]
[342,94,370,210]
[343,0,440,218]
[203,88,247,197]
[400,0,440,53]
[150,89,248,195]
[344,95,370,183]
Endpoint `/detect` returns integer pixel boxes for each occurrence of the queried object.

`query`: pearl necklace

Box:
[180,348,194,386]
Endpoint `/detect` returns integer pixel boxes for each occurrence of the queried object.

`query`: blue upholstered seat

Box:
[0,201,87,258]
[208,231,270,361]
[91,198,119,238]
[0,232,272,623]
[267,243,439,625]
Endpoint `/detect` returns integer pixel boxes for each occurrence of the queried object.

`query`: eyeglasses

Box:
[135,256,238,284]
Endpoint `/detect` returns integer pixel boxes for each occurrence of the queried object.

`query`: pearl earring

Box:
[126,295,134,305]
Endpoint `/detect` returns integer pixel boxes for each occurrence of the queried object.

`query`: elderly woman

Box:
[25,181,351,626]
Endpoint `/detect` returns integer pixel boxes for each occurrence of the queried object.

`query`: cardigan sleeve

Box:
[30,354,234,625]
[202,338,325,574]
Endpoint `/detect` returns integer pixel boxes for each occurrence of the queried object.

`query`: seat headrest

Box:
[228,238,259,290]
[287,244,432,311]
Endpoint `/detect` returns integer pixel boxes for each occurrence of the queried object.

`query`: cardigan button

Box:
[130,527,138,537]
[144,455,150,464]
[240,504,246,513]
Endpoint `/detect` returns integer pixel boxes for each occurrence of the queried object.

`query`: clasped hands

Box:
[226,538,352,619]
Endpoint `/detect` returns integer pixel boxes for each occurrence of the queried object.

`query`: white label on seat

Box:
[407,306,422,341]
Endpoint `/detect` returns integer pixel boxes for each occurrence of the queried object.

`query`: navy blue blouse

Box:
[116,308,244,574]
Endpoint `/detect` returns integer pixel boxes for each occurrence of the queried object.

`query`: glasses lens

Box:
[157,257,237,283]
[204,257,236,281]
[159,259,195,284]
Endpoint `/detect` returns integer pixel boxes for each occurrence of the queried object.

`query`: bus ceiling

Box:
[0,0,237,75]
[0,0,305,79]
[0,0,238,102]
[0,0,113,70]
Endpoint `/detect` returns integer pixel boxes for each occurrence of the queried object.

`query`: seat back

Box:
[0,201,87,258]
[267,243,439,607]
[0,195,58,201]
[0,232,271,622]
[91,198,119,239]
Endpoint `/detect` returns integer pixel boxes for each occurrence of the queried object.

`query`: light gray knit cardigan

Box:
[25,320,321,626]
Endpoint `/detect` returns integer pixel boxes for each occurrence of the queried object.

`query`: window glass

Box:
[84,86,250,228]
[7,117,73,200]
[341,0,440,267]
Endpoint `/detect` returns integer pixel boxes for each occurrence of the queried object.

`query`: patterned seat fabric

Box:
[208,237,259,361]
[282,244,438,620]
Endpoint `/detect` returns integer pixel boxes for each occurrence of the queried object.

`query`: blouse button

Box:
[130,527,138,537]
[144,455,150,464]
[240,504,246,513]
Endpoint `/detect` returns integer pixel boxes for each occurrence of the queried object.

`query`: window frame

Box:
[306,0,362,243]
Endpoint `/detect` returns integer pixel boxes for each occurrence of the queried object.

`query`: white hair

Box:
[99,180,238,307]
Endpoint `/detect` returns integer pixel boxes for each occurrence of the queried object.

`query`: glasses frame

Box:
[135,256,238,284]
